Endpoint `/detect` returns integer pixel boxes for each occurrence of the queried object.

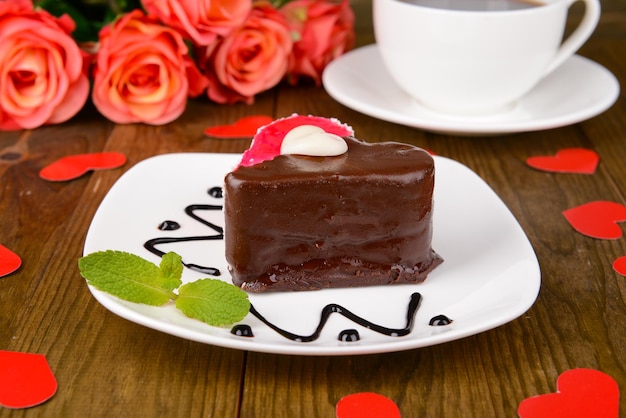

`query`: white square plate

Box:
[83,153,540,355]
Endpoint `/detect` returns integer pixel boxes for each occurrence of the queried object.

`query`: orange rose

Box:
[197,2,292,104]
[92,10,208,125]
[0,0,89,130]
[281,0,354,85]
[142,0,252,46]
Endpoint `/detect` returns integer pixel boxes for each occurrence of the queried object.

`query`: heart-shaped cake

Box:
[224,114,442,292]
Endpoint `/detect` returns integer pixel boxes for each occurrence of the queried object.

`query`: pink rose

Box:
[92,10,208,125]
[142,0,252,46]
[281,0,355,85]
[0,0,89,130]
[197,2,292,104]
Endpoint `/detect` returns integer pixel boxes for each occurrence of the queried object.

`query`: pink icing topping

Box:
[238,114,354,167]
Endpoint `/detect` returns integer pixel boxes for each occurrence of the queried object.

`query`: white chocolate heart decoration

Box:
[280,125,348,157]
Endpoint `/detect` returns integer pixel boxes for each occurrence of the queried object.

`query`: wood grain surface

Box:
[1,1,625,417]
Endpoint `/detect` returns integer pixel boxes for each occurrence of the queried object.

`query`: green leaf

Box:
[176,279,250,327]
[78,250,175,306]
[158,252,183,291]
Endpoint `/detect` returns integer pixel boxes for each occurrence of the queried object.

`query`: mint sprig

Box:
[78,250,250,327]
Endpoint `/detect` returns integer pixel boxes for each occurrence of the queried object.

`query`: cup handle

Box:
[544,0,600,75]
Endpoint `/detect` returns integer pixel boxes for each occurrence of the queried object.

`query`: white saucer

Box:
[322,44,620,135]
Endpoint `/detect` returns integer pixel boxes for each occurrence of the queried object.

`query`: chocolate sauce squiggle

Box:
[184,204,224,234]
[144,235,222,275]
[144,203,223,276]
[247,292,422,342]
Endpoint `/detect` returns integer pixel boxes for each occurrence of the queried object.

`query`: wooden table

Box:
[2,1,625,417]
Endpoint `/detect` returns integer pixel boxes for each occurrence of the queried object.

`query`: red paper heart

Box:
[563,201,626,239]
[526,148,599,174]
[204,115,273,138]
[39,152,126,182]
[0,350,57,409]
[613,256,626,276]
[518,369,619,418]
[0,244,22,278]
[336,392,401,418]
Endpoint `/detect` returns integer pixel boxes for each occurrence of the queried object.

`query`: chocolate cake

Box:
[224,115,442,292]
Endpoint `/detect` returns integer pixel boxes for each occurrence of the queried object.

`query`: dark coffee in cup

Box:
[403,0,543,12]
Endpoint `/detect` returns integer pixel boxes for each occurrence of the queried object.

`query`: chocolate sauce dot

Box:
[429,315,453,326]
[158,220,180,231]
[231,324,254,337]
[338,329,360,342]
[208,186,223,198]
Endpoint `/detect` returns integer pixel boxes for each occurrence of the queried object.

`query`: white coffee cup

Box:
[373,0,601,115]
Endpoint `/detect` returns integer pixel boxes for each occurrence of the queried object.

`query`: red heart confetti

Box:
[526,148,599,174]
[336,392,401,418]
[0,244,22,278]
[39,152,126,182]
[613,256,626,277]
[0,350,57,409]
[517,368,619,418]
[562,201,626,239]
[204,115,273,139]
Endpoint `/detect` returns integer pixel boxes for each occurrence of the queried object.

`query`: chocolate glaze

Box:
[224,136,443,292]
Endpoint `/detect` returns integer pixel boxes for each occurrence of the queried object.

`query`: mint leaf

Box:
[78,250,175,306]
[158,252,183,291]
[176,279,250,327]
